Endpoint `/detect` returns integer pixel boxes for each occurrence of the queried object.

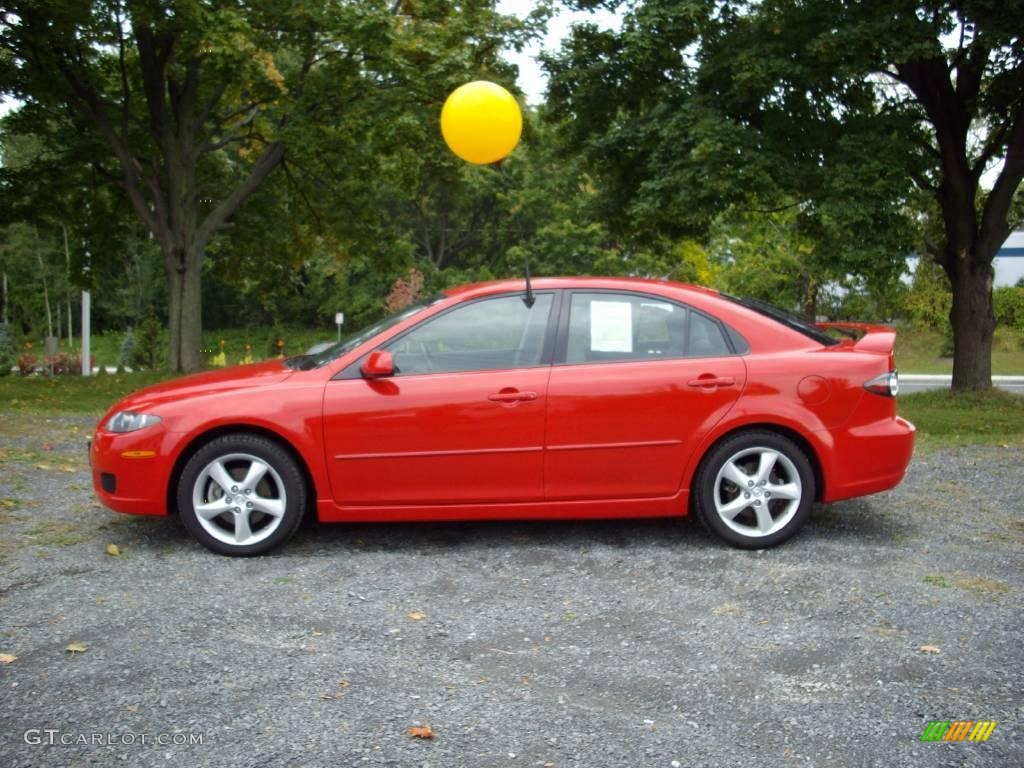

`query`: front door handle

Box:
[488,390,538,403]
[687,376,735,388]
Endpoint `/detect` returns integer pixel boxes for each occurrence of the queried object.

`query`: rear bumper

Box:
[819,415,916,503]
[90,428,174,516]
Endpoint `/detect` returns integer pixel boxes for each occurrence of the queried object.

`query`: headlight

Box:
[105,411,162,433]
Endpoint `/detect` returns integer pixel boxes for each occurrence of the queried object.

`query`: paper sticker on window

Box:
[590,300,633,352]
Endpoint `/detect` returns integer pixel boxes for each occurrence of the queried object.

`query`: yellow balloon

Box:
[441,81,523,165]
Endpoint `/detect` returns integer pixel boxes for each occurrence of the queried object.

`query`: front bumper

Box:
[90,427,176,516]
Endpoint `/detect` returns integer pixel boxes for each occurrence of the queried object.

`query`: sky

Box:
[497,0,622,105]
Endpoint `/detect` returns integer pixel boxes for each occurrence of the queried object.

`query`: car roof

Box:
[442,276,720,300]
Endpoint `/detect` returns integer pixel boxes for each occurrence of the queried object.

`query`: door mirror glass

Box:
[361,349,395,378]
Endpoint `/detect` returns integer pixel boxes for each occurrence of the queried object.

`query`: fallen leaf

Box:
[408,725,434,740]
[105,544,121,557]
[42,443,53,451]
[65,641,88,654]
[918,645,941,654]
[338,679,350,688]
[407,611,427,621]
[0,653,17,664]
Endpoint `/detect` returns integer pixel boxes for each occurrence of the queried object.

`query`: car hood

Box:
[111,359,296,413]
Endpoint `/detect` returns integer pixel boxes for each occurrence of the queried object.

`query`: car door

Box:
[323,292,557,507]
[544,291,746,501]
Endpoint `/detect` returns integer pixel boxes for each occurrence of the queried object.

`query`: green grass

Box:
[0,371,177,415]
[898,389,1024,445]
[895,326,1024,374]
[21,325,335,369]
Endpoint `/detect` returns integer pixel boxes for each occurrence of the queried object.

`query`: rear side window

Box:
[563,292,734,363]
[688,311,731,357]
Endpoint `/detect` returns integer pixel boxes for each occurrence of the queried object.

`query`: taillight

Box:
[864,370,899,397]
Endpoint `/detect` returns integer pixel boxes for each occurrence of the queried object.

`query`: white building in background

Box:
[994,230,1024,287]
[904,230,1024,287]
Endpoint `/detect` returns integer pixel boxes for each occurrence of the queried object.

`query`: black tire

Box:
[177,433,306,556]
[694,430,815,549]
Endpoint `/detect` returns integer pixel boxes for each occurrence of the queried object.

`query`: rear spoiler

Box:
[816,322,896,354]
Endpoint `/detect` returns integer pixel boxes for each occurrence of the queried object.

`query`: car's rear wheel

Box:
[694,430,815,548]
[177,434,305,556]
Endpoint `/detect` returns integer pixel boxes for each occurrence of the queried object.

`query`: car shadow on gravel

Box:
[288,516,705,557]
[807,496,916,546]
[95,496,908,558]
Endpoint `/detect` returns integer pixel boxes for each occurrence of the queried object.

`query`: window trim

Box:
[335,290,562,380]
[553,288,741,367]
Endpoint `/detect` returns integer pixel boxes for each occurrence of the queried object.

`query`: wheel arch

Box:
[689,422,825,505]
[166,424,318,520]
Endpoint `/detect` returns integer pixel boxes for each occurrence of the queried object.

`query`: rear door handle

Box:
[488,390,538,403]
[687,376,735,388]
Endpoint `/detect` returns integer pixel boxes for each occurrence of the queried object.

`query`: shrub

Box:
[939,325,955,358]
[118,328,137,370]
[41,353,90,375]
[384,268,425,313]
[17,352,37,375]
[902,256,951,330]
[993,286,1024,331]
[134,315,166,369]
[0,324,15,377]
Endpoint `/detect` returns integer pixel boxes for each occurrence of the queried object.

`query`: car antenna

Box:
[660,264,682,282]
[523,260,536,308]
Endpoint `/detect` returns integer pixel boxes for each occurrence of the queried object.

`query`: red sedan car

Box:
[91,277,915,556]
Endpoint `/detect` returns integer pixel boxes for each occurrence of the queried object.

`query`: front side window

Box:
[388,294,554,375]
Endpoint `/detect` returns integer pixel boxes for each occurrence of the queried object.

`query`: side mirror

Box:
[361,349,395,379]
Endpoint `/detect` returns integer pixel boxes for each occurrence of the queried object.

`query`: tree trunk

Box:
[947,246,995,391]
[164,245,203,373]
[34,230,53,338]
[62,224,73,347]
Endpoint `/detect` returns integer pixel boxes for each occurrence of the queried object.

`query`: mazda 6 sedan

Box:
[90,277,915,556]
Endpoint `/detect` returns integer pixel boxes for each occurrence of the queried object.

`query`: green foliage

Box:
[117,329,136,371]
[993,286,1024,331]
[0,324,16,376]
[903,256,952,331]
[134,315,166,370]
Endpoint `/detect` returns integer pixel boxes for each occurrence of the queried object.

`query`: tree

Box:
[546,1,1023,390]
[1,0,542,371]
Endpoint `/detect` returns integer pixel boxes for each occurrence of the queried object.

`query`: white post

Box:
[81,289,91,376]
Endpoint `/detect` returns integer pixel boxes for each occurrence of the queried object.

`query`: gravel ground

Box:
[0,414,1021,768]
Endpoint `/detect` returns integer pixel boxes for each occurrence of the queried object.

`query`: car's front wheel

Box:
[694,430,815,549]
[177,433,306,556]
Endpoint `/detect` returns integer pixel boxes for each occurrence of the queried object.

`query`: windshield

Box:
[720,294,840,347]
[293,295,445,370]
